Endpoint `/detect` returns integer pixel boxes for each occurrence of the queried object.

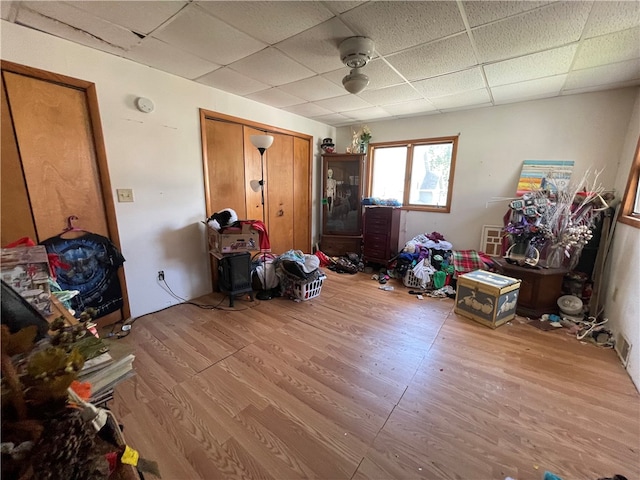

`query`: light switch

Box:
[117,188,134,203]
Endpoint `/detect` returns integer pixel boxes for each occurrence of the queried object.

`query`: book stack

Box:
[78,350,136,406]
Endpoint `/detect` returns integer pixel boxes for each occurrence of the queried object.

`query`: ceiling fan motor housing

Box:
[339,36,375,68]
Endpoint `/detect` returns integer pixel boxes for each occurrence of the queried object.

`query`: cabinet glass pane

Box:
[323,155,363,235]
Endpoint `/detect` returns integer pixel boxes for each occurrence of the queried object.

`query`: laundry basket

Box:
[291,274,326,301]
[403,269,431,289]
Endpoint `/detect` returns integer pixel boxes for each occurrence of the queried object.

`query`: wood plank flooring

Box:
[109,270,639,480]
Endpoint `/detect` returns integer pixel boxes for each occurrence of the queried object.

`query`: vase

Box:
[359,142,367,154]
[546,244,565,269]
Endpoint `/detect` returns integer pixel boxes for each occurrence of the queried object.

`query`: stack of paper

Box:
[80,353,136,403]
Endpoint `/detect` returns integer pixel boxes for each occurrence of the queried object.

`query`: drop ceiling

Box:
[2,1,639,127]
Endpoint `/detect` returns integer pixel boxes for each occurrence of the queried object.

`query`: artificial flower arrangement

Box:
[503,169,609,269]
[350,125,372,153]
[359,124,372,144]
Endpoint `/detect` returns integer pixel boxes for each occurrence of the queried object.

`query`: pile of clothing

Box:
[274,250,324,299]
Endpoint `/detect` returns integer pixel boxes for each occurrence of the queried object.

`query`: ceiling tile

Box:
[345,106,392,122]
[429,88,491,109]
[473,1,591,63]
[322,58,406,90]
[18,2,141,52]
[314,94,373,112]
[245,88,306,108]
[1,1,19,21]
[275,18,356,74]
[583,1,640,39]
[229,48,315,87]
[413,67,486,97]
[358,84,422,105]
[323,1,365,15]
[64,1,187,35]
[462,1,552,28]
[152,4,265,65]
[564,59,640,91]
[282,103,334,117]
[386,33,477,81]
[340,1,465,55]
[573,27,640,70]
[197,1,334,44]
[125,37,219,80]
[484,44,577,87]
[277,76,346,102]
[492,74,567,103]
[382,100,438,117]
[310,112,354,127]
[196,67,269,95]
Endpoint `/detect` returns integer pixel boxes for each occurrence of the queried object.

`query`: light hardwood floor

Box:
[110,270,639,480]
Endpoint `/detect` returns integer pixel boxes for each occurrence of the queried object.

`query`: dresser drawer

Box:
[366,221,390,235]
[364,233,388,250]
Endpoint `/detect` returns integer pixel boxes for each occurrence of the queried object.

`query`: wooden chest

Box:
[454,270,521,329]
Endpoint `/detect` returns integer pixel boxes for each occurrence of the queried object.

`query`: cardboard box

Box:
[454,270,520,329]
[207,223,259,254]
[1,245,52,316]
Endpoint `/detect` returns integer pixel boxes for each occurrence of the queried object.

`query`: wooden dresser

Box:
[363,206,401,265]
[495,259,567,318]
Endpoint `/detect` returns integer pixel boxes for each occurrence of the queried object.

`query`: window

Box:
[367,136,458,212]
[618,136,640,229]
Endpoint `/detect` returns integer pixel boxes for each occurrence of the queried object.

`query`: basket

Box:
[403,269,431,289]
[291,275,326,301]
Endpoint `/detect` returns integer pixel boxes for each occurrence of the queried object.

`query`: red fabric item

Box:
[451,250,486,276]
[241,220,271,252]
[3,237,36,248]
[314,250,332,267]
[2,237,69,280]
[105,452,118,475]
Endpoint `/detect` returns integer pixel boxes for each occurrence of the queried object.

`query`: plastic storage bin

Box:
[292,275,326,301]
[403,269,431,289]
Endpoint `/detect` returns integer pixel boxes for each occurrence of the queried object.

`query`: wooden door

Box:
[201,111,312,262]
[292,136,311,252]
[203,120,246,216]
[3,71,109,240]
[1,76,36,245]
[265,133,294,254]
[243,126,267,222]
[1,61,129,325]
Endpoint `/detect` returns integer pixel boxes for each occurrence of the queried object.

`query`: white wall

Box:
[604,91,640,390]
[337,89,637,250]
[1,21,335,318]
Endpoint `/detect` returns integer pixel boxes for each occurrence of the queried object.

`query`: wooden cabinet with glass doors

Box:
[320,153,365,256]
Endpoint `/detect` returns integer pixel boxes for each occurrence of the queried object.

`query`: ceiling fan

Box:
[339,36,375,95]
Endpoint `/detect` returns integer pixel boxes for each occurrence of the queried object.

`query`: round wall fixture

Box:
[135,96,154,113]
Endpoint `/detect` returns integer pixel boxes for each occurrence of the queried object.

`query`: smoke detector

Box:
[339,36,375,68]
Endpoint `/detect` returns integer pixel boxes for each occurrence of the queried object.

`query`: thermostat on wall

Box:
[135,96,154,113]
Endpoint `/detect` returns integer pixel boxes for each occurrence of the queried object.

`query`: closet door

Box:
[243,126,267,222]
[1,62,128,325]
[3,71,109,240]
[292,136,311,252]
[203,120,246,216]
[201,111,312,259]
[0,76,36,245]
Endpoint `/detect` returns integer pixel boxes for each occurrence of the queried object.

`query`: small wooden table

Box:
[494,259,567,318]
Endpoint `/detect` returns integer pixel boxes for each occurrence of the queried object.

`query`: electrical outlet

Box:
[158,270,164,281]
